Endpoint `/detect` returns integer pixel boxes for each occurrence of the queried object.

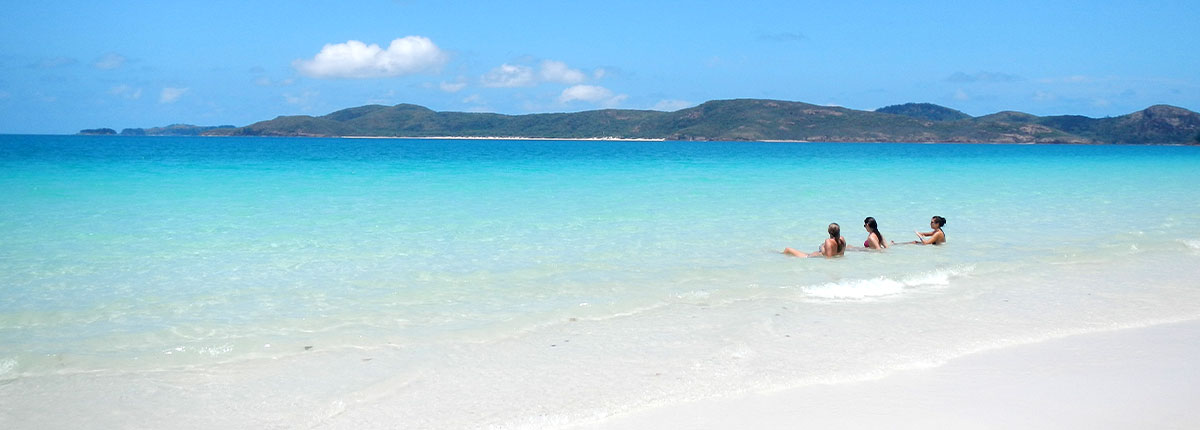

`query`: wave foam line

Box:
[802,265,975,300]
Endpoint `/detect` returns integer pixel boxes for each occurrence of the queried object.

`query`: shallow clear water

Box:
[2,135,1199,428]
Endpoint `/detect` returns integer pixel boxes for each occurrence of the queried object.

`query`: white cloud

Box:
[160,87,188,103]
[652,99,694,111]
[110,84,142,100]
[440,81,468,92]
[482,64,536,87]
[953,89,969,101]
[559,85,627,107]
[95,53,127,70]
[538,60,585,84]
[293,36,448,79]
[483,60,594,87]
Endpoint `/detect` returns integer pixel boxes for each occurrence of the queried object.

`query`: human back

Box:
[863,216,888,249]
[821,223,846,257]
[782,222,846,258]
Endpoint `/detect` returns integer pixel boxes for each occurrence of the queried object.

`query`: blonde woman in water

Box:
[784,223,846,258]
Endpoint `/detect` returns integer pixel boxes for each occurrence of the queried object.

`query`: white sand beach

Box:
[584,320,1200,430]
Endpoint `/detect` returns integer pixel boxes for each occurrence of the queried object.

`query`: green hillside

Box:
[875,103,973,121]
[190,99,1200,145]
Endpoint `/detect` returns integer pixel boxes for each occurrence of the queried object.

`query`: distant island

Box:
[84,99,1200,145]
[80,124,237,136]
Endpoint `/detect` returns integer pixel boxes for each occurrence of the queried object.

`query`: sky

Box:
[1,0,1197,134]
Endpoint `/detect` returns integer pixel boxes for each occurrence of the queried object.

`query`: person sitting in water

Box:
[783,223,847,258]
[861,216,889,250]
[912,216,947,245]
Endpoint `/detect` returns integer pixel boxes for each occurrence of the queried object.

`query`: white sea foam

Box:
[0,358,15,380]
[802,265,974,300]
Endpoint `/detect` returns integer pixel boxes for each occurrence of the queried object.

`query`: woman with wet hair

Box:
[913,216,947,245]
[783,223,847,258]
[862,216,888,250]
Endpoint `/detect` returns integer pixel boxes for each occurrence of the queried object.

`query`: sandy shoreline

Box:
[582,319,1200,429]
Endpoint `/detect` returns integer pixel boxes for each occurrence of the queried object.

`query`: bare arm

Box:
[807,238,837,258]
[914,230,945,245]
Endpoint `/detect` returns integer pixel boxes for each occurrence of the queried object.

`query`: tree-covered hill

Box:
[103,99,1200,144]
[875,103,973,122]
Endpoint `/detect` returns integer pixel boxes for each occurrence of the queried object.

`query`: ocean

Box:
[2,135,1199,428]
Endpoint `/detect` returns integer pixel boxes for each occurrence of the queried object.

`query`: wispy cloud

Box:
[160,87,188,103]
[94,53,127,70]
[481,64,535,88]
[481,60,591,88]
[1033,91,1056,102]
[945,71,1023,83]
[559,85,627,107]
[293,36,448,79]
[440,81,468,92]
[538,60,585,84]
[110,84,142,100]
[283,90,320,111]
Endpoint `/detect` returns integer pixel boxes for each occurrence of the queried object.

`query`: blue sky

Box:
[1,0,1197,134]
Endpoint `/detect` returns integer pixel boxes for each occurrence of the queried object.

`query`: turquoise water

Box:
[2,135,1200,428]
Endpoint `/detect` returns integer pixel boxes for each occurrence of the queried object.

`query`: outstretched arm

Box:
[913,230,944,245]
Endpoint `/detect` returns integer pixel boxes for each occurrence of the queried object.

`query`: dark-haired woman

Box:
[784,223,847,258]
[913,216,947,245]
[862,217,889,250]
